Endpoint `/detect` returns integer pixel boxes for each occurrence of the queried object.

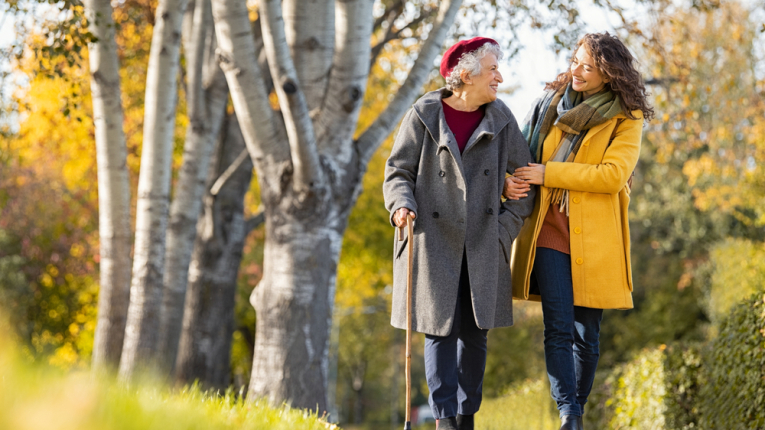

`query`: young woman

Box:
[503,32,654,430]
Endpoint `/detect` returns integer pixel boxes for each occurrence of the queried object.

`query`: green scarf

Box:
[521,84,622,214]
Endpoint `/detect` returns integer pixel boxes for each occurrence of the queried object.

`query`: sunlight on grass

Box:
[475,379,558,430]
[0,334,338,430]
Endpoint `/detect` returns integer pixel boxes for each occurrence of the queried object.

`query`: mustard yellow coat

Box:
[510,111,643,309]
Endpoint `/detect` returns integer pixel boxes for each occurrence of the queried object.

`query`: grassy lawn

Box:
[475,379,558,430]
[0,336,336,430]
[408,379,557,430]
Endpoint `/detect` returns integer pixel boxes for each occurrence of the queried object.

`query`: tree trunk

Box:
[248,209,347,412]
[175,114,257,389]
[211,0,462,410]
[157,0,229,373]
[85,0,133,369]
[119,0,189,380]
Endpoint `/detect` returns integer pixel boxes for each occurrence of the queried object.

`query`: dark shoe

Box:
[436,416,458,430]
[560,414,582,430]
[456,413,474,430]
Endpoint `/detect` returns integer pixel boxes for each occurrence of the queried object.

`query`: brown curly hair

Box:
[546,32,655,121]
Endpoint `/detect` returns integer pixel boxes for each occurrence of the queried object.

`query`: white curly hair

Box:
[445,42,504,91]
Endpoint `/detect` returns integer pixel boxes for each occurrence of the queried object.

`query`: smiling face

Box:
[462,53,503,105]
[570,46,609,98]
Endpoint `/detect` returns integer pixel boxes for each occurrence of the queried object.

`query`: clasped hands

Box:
[504,163,544,200]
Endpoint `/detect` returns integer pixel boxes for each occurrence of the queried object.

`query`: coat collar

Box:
[412,88,514,156]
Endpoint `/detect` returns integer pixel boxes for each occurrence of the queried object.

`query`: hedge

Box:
[587,294,765,429]
[585,344,703,429]
[699,293,765,429]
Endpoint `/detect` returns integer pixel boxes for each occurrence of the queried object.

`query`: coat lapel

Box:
[462,100,510,156]
[412,89,513,179]
[413,89,465,178]
[581,120,612,146]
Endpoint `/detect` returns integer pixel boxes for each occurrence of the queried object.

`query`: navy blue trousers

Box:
[533,247,603,418]
[425,253,488,419]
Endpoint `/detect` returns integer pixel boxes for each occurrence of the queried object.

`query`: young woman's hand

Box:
[503,175,531,200]
[514,163,545,185]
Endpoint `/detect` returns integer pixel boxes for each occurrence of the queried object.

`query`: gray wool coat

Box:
[383,88,536,337]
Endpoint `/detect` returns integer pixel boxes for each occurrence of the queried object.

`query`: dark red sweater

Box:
[442,101,485,154]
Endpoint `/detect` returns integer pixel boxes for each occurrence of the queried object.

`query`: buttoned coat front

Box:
[383,89,536,337]
[510,110,643,309]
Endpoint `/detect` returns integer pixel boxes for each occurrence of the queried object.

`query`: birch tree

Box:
[155,0,230,373]
[175,114,263,389]
[210,0,462,410]
[118,0,190,380]
[83,0,133,368]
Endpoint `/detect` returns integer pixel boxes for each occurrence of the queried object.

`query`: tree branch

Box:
[259,0,323,193]
[314,0,375,156]
[356,0,462,166]
[211,0,289,166]
[245,211,266,234]
[283,0,334,111]
[210,148,249,196]
[372,0,405,34]
[369,7,436,68]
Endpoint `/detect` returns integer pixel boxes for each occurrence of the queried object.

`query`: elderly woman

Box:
[383,37,536,430]
[503,32,654,430]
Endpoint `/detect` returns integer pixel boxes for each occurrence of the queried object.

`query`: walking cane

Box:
[398,215,414,430]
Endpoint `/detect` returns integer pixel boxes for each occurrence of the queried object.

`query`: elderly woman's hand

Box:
[514,163,545,185]
[393,208,416,228]
[503,176,531,200]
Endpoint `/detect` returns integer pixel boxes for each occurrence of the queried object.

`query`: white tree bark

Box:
[315,0,374,164]
[175,114,260,389]
[211,0,462,411]
[211,0,287,164]
[259,0,323,195]
[85,0,133,369]
[156,0,230,373]
[283,0,334,112]
[119,0,190,381]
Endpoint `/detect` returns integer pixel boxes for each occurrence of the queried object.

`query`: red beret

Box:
[440,37,499,78]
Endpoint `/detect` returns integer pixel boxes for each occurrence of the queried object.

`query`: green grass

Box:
[411,379,558,430]
[475,379,558,430]
[0,335,337,430]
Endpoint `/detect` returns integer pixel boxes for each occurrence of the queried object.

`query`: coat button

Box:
[576,258,584,265]
[572,197,581,204]
[574,227,582,234]
[484,169,490,175]
[432,212,439,218]
[439,170,445,177]
[486,208,493,215]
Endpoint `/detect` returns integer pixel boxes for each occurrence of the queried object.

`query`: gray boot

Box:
[559,414,583,430]
[456,413,474,430]
[437,417,458,430]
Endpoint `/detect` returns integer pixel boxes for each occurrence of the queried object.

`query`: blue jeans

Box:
[533,247,603,418]
[425,252,488,419]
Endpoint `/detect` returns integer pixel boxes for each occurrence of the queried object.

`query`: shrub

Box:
[586,344,703,429]
[699,293,765,429]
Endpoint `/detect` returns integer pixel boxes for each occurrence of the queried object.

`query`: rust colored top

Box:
[536,203,570,254]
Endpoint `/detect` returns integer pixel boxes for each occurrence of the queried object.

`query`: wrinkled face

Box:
[462,53,503,104]
[570,46,609,98]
